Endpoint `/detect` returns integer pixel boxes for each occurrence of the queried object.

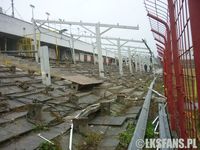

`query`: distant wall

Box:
[0,13,115,59]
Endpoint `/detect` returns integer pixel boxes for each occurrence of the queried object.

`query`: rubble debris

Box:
[28,69,35,76]
[9,65,16,74]
[15,81,29,90]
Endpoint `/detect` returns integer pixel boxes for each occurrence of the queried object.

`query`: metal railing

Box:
[128,77,156,150]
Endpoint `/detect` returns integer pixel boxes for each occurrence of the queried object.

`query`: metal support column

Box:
[128,48,133,74]
[39,46,51,86]
[117,38,123,76]
[92,44,96,65]
[33,20,39,63]
[135,54,138,72]
[95,23,104,78]
[140,54,143,72]
[70,35,76,64]
[125,57,128,66]
[138,54,142,72]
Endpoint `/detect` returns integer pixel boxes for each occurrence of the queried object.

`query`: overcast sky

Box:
[0,0,156,55]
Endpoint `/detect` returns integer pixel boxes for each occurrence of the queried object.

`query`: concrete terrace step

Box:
[0,111,27,125]
[0,118,35,144]
[89,116,127,126]
[0,122,71,150]
[108,85,125,94]
[120,88,135,95]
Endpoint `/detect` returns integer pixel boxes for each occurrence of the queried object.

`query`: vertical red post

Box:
[165,30,176,130]
[168,0,187,139]
[147,13,176,130]
[188,0,200,116]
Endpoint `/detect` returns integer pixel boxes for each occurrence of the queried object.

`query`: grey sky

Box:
[0,0,156,55]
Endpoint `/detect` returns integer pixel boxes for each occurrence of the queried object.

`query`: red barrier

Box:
[144,0,200,147]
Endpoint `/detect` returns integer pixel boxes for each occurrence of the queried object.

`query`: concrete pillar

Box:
[117,93,126,103]
[100,101,111,115]
[39,46,51,86]
[27,103,43,124]
[73,117,88,134]
[128,48,133,74]
[117,39,123,76]
[95,23,104,77]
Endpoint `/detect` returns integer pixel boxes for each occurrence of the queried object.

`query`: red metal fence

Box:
[144,0,200,148]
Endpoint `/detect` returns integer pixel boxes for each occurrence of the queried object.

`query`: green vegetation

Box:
[154,78,164,95]
[77,132,102,150]
[34,125,49,132]
[38,142,58,150]
[118,121,155,149]
[119,123,135,148]
[145,121,154,139]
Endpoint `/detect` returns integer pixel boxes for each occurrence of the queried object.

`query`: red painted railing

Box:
[144,0,200,148]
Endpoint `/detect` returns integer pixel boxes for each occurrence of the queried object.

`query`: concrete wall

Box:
[75,53,80,61]
[80,53,84,62]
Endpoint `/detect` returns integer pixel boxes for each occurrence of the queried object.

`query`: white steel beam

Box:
[71,34,143,43]
[34,19,139,30]
[34,19,141,77]
[100,27,113,35]
[80,25,96,35]
[104,48,150,54]
[101,43,148,50]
